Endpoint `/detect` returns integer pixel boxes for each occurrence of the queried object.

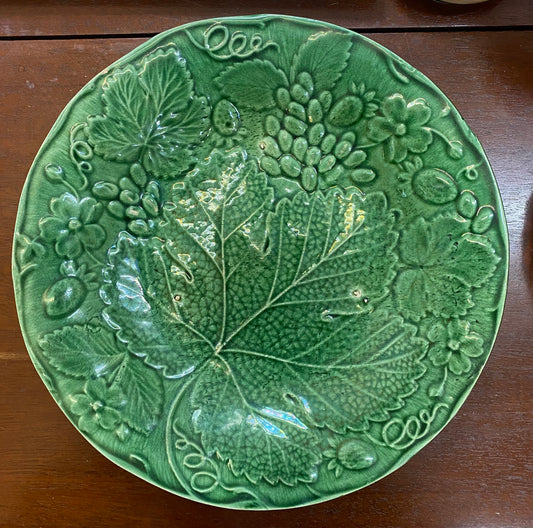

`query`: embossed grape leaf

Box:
[395,215,500,320]
[216,59,289,110]
[101,149,272,378]
[102,148,426,484]
[39,325,163,434]
[88,46,210,178]
[290,31,352,91]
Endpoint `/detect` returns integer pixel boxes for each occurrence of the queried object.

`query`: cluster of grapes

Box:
[259,72,374,192]
[91,163,162,236]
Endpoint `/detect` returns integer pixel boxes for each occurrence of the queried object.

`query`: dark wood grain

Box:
[1,0,532,37]
[1,30,532,528]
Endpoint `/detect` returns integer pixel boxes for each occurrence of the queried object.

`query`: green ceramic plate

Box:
[13,15,508,510]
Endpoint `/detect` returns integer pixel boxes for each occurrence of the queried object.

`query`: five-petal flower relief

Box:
[39,192,105,259]
[427,319,484,375]
[69,378,125,436]
[368,94,432,163]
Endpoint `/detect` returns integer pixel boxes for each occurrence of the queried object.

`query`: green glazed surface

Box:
[13,15,508,510]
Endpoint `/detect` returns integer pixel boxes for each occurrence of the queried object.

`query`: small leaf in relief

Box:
[290,31,352,91]
[40,325,121,378]
[216,59,289,110]
[15,234,45,269]
[395,215,499,320]
[40,325,163,434]
[102,147,426,485]
[114,356,164,434]
[87,47,210,178]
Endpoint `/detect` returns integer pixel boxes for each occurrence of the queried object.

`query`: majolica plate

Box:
[13,15,508,509]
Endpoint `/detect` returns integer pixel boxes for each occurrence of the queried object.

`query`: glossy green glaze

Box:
[13,15,508,509]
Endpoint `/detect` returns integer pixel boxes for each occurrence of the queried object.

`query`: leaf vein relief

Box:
[100,148,426,484]
[22,21,505,506]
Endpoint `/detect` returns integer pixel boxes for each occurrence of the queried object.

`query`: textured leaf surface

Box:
[116,356,164,433]
[290,31,352,91]
[40,325,122,378]
[395,216,499,319]
[88,47,209,177]
[216,60,288,110]
[102,148,426,484]
[40,325,163,433]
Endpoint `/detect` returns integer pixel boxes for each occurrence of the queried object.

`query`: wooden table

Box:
[1,1,532,526]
